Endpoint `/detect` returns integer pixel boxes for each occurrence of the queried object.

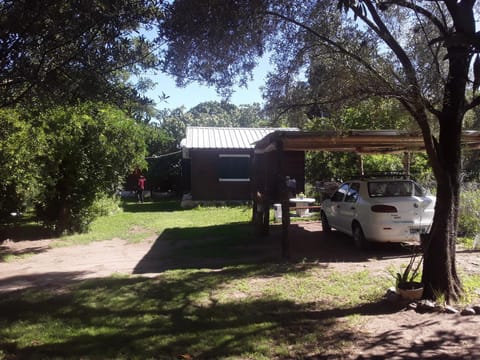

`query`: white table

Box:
[289,197,315,217]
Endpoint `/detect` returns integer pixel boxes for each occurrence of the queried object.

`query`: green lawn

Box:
[0,199,479,359]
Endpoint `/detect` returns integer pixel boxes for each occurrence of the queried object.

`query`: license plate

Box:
[410,227,426,234]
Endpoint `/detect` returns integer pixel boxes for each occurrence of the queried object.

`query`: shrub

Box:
[458,184,480,237]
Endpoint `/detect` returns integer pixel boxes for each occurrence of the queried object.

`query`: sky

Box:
[143,55,271,111]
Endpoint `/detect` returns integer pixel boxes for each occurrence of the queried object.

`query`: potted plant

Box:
[394,249,424,300]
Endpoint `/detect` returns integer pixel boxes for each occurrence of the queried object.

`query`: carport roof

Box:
[254,129,480,154]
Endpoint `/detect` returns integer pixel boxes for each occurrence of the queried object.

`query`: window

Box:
[218,154,250,182]
[331,183,349,202]
[345,183,360,203]
[368,181,414,197]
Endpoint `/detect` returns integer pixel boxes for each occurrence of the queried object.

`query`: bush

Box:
[71,194,122,233]
[459,184,480,237]
[90,194,122,218]
[34,103,147,234]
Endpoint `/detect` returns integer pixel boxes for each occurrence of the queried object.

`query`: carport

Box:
[251,129,480,258]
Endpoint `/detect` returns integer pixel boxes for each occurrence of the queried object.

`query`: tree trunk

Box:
[421,42,470,302]
[422,180,462,301]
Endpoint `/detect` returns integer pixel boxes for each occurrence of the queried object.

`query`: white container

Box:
[273,204,282,222]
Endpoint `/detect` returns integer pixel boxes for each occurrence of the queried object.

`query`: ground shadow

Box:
[0,269,418,359]
[1,270,477,359]
[121,198,183,213]
[0,271,93,293]
[351,317,480,359]
[134,221,414,274]
[0,220,54,242]
[0,242,50,262]
[133,222,281,273]
[276,221,416,262]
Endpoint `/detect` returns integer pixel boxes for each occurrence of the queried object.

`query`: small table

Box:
[289,197,315,217]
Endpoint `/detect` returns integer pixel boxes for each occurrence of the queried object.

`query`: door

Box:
[327,183,350,229]
[336,182,360,233]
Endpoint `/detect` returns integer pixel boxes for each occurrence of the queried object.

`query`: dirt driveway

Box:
[1,222,480,358]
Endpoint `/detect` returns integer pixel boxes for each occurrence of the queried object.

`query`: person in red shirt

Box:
[137,175,146,203]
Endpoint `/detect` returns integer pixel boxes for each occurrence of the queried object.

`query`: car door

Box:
[326,183,350,229]
[336,182,360,233]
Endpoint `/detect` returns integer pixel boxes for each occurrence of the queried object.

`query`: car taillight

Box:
[371,204,398,213]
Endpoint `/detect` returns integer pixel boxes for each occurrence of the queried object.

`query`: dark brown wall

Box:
[253,150,305,203]
[190,149,253,201]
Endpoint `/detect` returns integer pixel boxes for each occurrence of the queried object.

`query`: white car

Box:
[320,177,436,248]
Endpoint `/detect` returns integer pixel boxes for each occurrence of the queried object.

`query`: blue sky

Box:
[143,56,271,110]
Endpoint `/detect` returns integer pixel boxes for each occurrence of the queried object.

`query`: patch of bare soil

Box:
[282,222,480,359]
[1,221,480,358]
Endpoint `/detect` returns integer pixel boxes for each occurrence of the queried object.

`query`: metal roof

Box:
[182,126,299,149]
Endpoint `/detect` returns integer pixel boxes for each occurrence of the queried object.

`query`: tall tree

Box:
[158,0,480,302]
[35,103,147,234]
[159,101,268,147]
[0,0,159,108]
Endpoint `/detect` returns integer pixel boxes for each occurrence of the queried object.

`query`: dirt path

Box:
[0,237,160,292]
[1,222,480,358]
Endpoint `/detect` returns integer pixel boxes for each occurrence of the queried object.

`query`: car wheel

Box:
[321,211,331,232]
[352,223,369,250]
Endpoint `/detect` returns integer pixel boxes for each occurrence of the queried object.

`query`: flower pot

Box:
[396,281,424,300]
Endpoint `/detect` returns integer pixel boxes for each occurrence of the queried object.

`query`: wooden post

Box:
[358,153,364,175]
[281,185,291,259]
[403,152,411,176]
[276,140,290,259]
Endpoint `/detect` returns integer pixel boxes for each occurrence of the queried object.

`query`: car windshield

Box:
[368,181,423,198]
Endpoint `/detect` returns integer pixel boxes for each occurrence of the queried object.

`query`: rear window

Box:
[368,181,418,197]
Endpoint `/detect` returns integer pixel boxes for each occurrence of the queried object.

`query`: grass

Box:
[0,265,386,359]
[0,253,35,262]
[1,199,480,359]
[55,200,253,247]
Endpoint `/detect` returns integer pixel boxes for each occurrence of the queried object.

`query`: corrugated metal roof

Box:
[183,126,299,149]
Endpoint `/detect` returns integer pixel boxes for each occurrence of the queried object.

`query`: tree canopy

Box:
[0,0,160,108]
[158,0,480,302]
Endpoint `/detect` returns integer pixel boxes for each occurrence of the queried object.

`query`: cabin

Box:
[181,126,304,202]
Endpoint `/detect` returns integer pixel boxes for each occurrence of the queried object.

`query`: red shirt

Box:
[138,177,146,190]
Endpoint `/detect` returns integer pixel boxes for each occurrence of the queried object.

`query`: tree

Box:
[158,0,480,302]
[0,0,159,108]
[158,101,268,147]
[34,103,147,234]
[304,98,431,183]
[0,108,44,220]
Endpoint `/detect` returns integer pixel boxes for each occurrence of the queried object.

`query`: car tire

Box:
[321,211,331,232]
[352,223,369,250]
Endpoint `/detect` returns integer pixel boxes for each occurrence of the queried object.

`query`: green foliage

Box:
[34,103,146,234]
[458,185,480,237]
[0,0,160,108]
[0,108,45,219]
[305,151,359,182]
[89,194,123,218]
[303,98,432,183]
[159,101,268,147]
[391,251,423,287]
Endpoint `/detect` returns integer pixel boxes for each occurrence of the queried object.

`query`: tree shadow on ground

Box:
[0,220,54,242]
[133,221,414,274]
[133,222,281,273]
[0,271,94,293]
[351,317,480,359]
[121,198,183,213]
[0,242,50,262]
[0,268,430,360]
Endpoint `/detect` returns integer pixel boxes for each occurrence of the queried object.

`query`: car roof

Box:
[348,172,412,182]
